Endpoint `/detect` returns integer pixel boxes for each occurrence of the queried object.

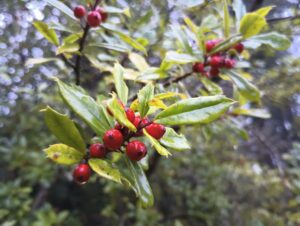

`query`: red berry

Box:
[73,164,91,184]
[224,58,236,69]
[205,39,222,52]
[96,6,108,22]
[133,116,150,136]
[74,5,86,18]
[87,11,102,27]
[126,140,147,161]
[103,129,123,150]
[209,56,224,67]
[193,62,205,73]
[125,108,135,123]
[89,143,107,158]
[233,43,244,53]
[114,123,123,130]
[145,123,166,140]
[209,67,220,77]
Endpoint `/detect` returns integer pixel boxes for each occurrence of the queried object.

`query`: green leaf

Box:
[56,43,79,55]
[43,106,86,153]
[143,129,171,157]
[160,128,190,151]
[44,144,84,165]
[107,96,136,132]
[88,43,130,53]
[239,12,267,38]
[137,67,168,81]
[244,32,291,50]
[45,0,77,20]
[223,0,230,38]
[160,51,200,70]
[56,79,111,137]
[231,108,271,119]
[138,83,154,118]
[155,95,234,126]
[25,58,59,66]
[200,77,223,95]
[33,21,59,46]
[228,71,260,102]
[103,6,131,17]
[232,0,246,26]
[210,35,243,55]
[255,6,274,17]
[113,63,129,104]
[125,157,154,208]
[171,24,193,54]
[129,52,150,72]
[88,159,122,183]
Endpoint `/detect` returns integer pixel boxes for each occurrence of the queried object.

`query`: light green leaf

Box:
[239,12,267,38]
[125,157,154,208]
[144,129,171,157]
[129,52,150,72]
[232,0,246,26]
[210,35,243,55]
[160,51,200,70]
[88,159,122,183]
[25,58,59,66]
[200,77,223,95]
[43,106,86,152]
[171,24,193,54]
[63,33,82,44]
[160,128,190,151]
[33,21,59,46]
[56,43,79,55]
[45,0,77,20]
[223,0,230,38]
[103,6,131,17]
[88,43,130,53]
[244,32,291,50]
[44,144,84,165]
[56,79,111,137]
[155,95,234,126]
[228,71,260,102]
[137,67,168,81]
[231,108,271,119]
[138,83,154,118]
[255,5,274,17]
[113,63,129,104]
[107,96,136,132]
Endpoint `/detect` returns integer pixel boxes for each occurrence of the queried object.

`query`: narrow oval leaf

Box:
[129,52,150,72]
[45,0,77,20]
[239,13,267,38]
[200,77,223,95]
[113,63,129,104]
[56,43,79,55]
[160,128,191,151]
[228,71,260,102]
[125,157,154,208]
[56,80,111,137]
[43,106,86,152]
[232,0,246,26]
[144,129,171,157]
[223,0,230,38]
[255,6,274,17]
[231,108,271,119]
[44,144,84,165]
[155,95,234,126]
[138,83,154,118]
[88,159,122,183]
[243,32,291,51]
[25,58,59,66]
[107,96,136,132]
[33,21,59,46]
[88,43,130,53]
[163,51,200,65]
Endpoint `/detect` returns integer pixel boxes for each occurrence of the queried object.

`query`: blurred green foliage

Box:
[1,0,300,225]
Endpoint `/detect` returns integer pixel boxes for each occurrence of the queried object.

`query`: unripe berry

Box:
[145,123,166,140]
[125,108,135,123]
[126,140,147,161]
[74,5,86,18]
[103,129,123,150]
[209,56,224,67]
[233,43,244,53]
[87,11,102,27]
[96,6,108,22]
[73,164,91,184]
[89,143,107,158]
[193,62,205,73]
[209,67,220,77]
[224,58,236,69]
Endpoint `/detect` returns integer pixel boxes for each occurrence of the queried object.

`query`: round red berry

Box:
[73,164,91,184]
[103,129,123,150]
[193,62,205,73]
[233,43,244,53]
[126,140,147,161]
[89,143,107,158]
[74,5,86,18]
[209,56,224,67]
[87,11,102,27]
[224,58,236,69]
[145,123,166,140]
[209,67,220,77]
[114,123,123,130]
[96,6,108,22]
[125,108,135,123]
[133,116,150,136]
[205,40,216,52]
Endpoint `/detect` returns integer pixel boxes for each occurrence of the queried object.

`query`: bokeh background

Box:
[1,0,300,225]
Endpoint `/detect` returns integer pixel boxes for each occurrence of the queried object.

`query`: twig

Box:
[267,15,300,23]
[60,54,75,68]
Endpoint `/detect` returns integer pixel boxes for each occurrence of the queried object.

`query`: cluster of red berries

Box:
[73,5,108,27]
[193,39,244,78]
[73,100,166,184]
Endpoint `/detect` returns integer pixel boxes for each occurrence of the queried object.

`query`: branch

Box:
[267,15,300,23]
